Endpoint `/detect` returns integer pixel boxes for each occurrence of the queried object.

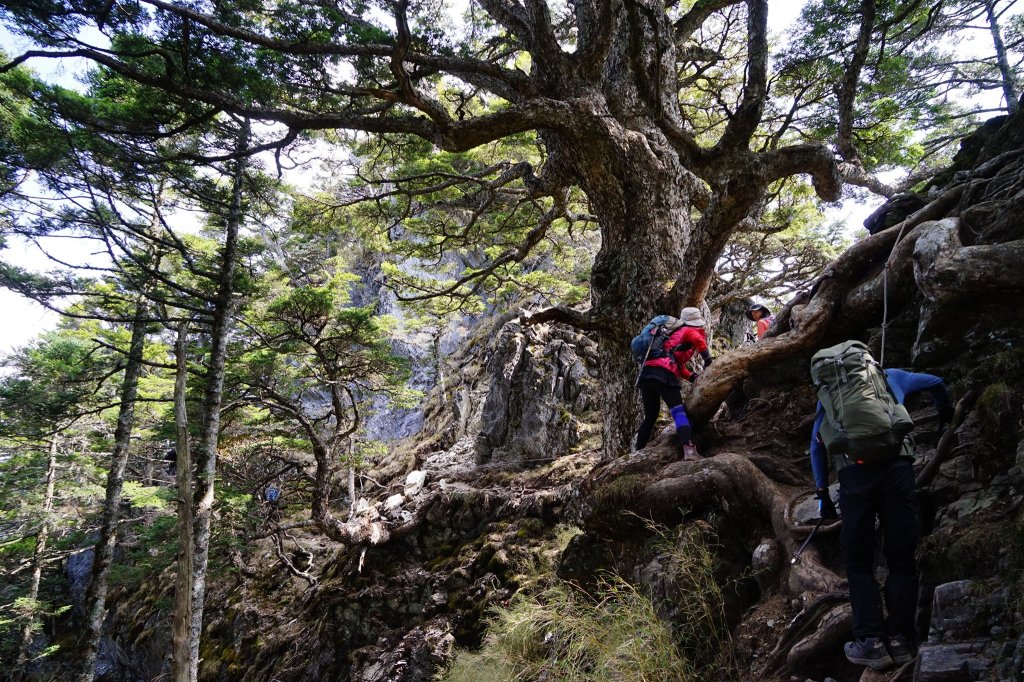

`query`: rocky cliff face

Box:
[59,110,1024,682]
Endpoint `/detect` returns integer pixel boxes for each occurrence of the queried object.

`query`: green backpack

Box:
[810,340,914,463]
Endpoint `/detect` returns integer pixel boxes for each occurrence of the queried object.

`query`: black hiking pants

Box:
[838,456,920,644]
[635,378,689,451]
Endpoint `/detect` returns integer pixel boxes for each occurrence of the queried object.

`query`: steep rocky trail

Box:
[63,108,1024,682]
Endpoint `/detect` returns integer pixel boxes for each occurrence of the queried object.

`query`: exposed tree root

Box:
[784,490,842,537]
[916,389,981,488]
[574,449,844,596]
[757,591,848,678]
[687,184,966,426]
[273,530,318,587]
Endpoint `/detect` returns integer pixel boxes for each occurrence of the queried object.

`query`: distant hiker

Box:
[164,448,177,478]
[722,303,773,416]
[264,482,282,521]
[808,341,953,671]
[746,303,773,340]
[633,306,713,460]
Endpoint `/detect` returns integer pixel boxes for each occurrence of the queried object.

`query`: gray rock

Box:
[474,322,591,466]
[66,546,94,616]
[929,581,978,640]
[752,539,782,593]
[404,470,427,496]
[916,642,993,681]
[939,455,976,484]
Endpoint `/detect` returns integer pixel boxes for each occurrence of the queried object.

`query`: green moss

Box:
[592,473,648,512]
[920,522,1011,584]
[958,348,1024,392]
[977,383,1013,441]
[516,518,546,539]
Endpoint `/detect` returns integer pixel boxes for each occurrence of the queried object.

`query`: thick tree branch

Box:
[3,48,567,152]
[521,306,612,332]
[138,0,537,97]
[673,0,745,43]
[760,143,842,202]
[573,0,616,81]
[837,0,876,162]
[716,0,769,151]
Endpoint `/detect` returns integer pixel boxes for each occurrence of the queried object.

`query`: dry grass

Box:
[440,523,733,682]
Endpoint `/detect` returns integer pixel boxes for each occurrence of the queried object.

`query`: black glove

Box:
[816,488,838,520]
[687,372,700,383]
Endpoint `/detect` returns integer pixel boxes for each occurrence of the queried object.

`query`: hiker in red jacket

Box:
[634,307,712,459]
[746,303,774,340]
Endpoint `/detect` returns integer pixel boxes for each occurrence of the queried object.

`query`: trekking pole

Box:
[635,335,656,388]
[791,517,825,565]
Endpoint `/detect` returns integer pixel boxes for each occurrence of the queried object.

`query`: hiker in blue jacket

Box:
[810,367,952,671]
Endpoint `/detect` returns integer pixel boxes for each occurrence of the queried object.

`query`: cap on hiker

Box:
[679,307,705,326]
[746,304,771,320]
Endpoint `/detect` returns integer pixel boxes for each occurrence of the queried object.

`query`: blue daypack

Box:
[631,315,676,363]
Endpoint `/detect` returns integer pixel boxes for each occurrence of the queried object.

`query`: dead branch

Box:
[916,389,981,488]
[273,531,318,587]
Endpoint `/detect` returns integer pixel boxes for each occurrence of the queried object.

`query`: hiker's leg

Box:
[840,466,885,640]
[634,380,662,450]
[656,385,691,447]
[880,458,921,644]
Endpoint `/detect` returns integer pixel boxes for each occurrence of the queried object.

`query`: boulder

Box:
[474,321,591,466]
[863,192,928,235]
[405,470,427,496]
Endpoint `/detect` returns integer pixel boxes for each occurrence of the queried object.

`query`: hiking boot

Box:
[844,637,894,670]
[682,442,703,461]
[886,635,916,665]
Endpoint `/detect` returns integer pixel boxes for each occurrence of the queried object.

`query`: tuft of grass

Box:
[956,348,1024,394]
[592,473,648,512]
[442,576,689,682]
[441,523,733,682]
[652,522,733,670]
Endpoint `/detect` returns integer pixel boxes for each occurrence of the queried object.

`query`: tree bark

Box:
[570,123,693,459]
[348,438,357,518]
[189,126,247,676]
[16,436,58,671]
[986,0,1019,113]
[171,321,195,682]
[77,302,148,681]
